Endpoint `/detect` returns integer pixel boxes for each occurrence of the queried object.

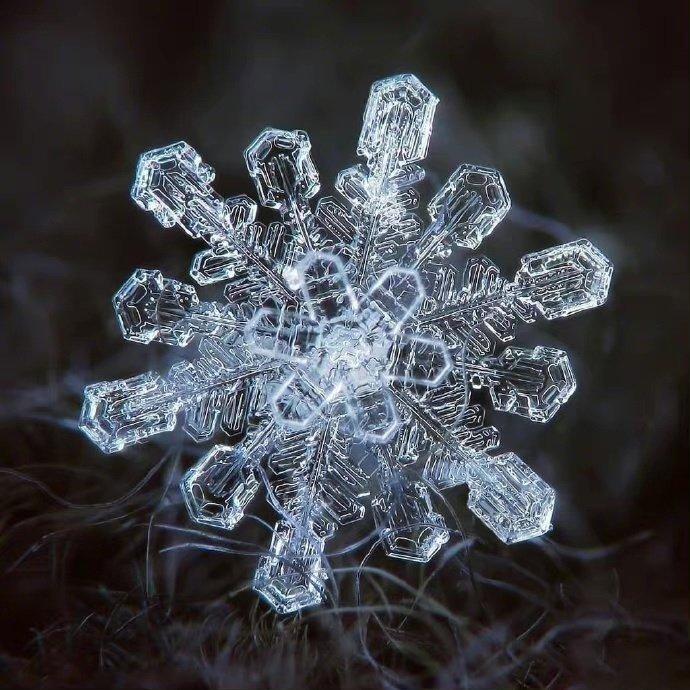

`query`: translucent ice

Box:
[80,74,612,613]
[467,452,555,544]
[372,468,449,562]
[254,520,327,614]
[426,164,511,251]
[181,444,262,530]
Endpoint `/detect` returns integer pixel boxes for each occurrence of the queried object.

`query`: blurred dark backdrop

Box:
[0,2,687,689]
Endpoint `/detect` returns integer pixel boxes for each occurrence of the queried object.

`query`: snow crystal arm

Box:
[254,518,328,614]
[415,244,609,421]
[418,239,613,327]
[265,421,367,536]
[114,269,242,346]
[467,345,576,422]
[372,453,449,562]
[245,128,322,252]
[392,370,500,477]
[390,386,555,544]
[466,452,555,544]
[407,164,511,269]
[423,405,501,489]
[181,418,275,531]
[256,420,367,612]
[358,74,437,185]
[325,74,437,284]
[131,141,296,304]
[80,372,181,454]
[513,238,613,319]
[80,335,279,453]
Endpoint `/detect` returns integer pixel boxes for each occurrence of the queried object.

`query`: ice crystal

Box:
[80,74,613,614]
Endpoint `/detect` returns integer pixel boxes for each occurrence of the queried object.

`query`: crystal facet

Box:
[467,452,555,544]
[427,164,511,250]
[373,470,449,562]
[470,346,576,422]
[245,128,320,212]
[514,239,613,319]
[254,521,327,614]
[80,74,612,613]
[114,269,201,346]
[181,444,261,530]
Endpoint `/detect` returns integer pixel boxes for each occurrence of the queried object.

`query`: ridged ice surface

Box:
[80,74,613,614]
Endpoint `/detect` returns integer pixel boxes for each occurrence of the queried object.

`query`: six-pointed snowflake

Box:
[80,74,612,614]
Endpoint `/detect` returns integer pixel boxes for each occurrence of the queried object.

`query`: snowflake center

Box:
[315,317,390,396]
[321,322,372,370]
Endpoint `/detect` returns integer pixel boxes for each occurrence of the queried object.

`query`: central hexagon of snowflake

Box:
[318,317,385,389]
[245,252,453,443]
[322,322,370,368]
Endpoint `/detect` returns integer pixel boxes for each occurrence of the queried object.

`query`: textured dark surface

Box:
[0,2,687,688]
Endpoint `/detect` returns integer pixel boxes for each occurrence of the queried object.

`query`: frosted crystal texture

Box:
[80,73,613,613]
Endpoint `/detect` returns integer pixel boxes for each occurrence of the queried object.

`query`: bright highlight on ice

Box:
[79,74,612,614]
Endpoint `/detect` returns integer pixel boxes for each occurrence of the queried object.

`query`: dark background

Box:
[0,2,687,688]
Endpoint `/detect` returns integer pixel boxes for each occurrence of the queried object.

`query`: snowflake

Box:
[80,74,612,614]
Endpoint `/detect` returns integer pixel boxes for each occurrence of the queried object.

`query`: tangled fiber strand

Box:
[0,378,686,689]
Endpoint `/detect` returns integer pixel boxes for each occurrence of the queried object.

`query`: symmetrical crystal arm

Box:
[513,238,613,319]
[358,74,438,184]
[466,452,555,544]
[405,164,511,269]
[254,519,327,614]
[255,420,367,612]
[131,141,296,304]
[391,386,554,543]
[80,372,181,454]
[181,418,275,530]
[335,74,438,285]
[467,345,576,422]
[417,239,613,327]
[79,336,278,452]
[372,453,449,562]
[245,128,320,252]
[114,268,242,347]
